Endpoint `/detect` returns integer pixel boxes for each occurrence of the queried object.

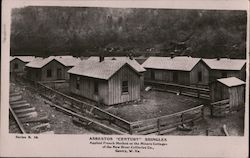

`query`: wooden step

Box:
[15,107,36,114]
[10,95,22,102]
[17,111,38,119]
[10,92,21,97]
[10,100,27,105]
[11,103,30,110]
[20,116,49,123]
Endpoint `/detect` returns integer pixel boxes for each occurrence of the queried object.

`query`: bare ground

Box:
[105,90,203,122]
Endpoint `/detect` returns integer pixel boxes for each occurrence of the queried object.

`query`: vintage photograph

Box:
[9,6,247,136]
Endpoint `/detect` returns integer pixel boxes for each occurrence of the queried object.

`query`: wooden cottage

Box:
[25,56,81,81]
[88,56,146,89]
[68,58,141,105]
[10,56,36,75]
[203,58,246,83]
[210,77,245,110]
[142,56,209,86]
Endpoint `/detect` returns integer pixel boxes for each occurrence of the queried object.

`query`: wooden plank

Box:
[10,100,27,105]
[222,124,230,136]
[213,104,230,109]
[132,124,158,133]
[20,116,49,123]
[158,127,177,135]
[11,103,30,109]
[15,107,36,114]
[136,128,159,135]
[10,95,22,102]
[31,123,51,132]
[131,105,204,126]
[145,80,210,92]
[17,111,38,118]
[211,99,230,105]
[159,121,183,131]
[10,92,21,97]
[131,119,158,128]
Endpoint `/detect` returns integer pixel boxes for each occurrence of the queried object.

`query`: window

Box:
[47,69,52,78]
[76,76,80,90]
[151,70,155,80]
[198,71,202,82]
[14,63,18,69]
[94,81,98,94]
[122,81,128,93]
[222,72,227,78]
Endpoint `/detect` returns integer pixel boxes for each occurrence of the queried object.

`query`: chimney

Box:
[99,56,104,62]
[129,54,133,60]
[128,52,134,60]
[170,52,175,59]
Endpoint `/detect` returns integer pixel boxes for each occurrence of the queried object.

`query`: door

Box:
[57,68,62,79]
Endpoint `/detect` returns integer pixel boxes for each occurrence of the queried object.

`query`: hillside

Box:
[10,7,247,58]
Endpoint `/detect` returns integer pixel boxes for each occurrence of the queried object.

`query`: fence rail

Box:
[130,105,204,135]
[21,78,132,133]
[145,80,210,100]
[20,77,205,135]
[211,99,230,117]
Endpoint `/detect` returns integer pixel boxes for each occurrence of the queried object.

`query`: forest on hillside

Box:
[10,7,247,58]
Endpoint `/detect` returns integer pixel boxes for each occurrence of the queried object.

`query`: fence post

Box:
[197,90,200,98]
[201,106,205,119]
[181,113,184,124]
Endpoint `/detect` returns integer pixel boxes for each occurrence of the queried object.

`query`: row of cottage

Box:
[10,55,246,106]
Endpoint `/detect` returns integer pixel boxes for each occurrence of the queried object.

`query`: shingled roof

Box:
[68,60,139,80]
[10,56,36,62]
[142,56,201,71]
[26,56,81,68]
[202,58,246,71]
[88,56,146,73]
[217,77,245,87]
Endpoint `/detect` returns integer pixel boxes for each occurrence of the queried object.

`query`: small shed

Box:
[142,56,209,86]
[10,56,36,75]
[68,58,141,105]
[210,77,245,110]
[25,56,81,81]
[203,58,246,83]
[88,56,146,89]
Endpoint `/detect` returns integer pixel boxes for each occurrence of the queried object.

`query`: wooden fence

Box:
[20,79,132,133]
[211,99,230,117]
[145,80,210,100]
[130,105,204,135]
[19,77,205,135]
